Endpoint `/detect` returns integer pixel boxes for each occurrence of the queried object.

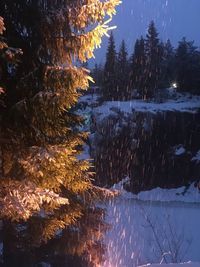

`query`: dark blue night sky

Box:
[91,0,200,65]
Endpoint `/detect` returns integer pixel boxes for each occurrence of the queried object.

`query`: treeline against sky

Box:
[92,21,200,100]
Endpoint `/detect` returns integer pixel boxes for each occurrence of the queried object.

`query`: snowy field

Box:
[102,182,200,267]
[94,93,200,120]
[139,263,200,267]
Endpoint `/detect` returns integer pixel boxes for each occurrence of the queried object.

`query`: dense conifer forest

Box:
[93,21,200,100]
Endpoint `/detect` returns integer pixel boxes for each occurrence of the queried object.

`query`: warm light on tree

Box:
[0,0,120,265]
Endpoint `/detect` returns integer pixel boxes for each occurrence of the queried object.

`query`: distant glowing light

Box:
[172,83,177,88]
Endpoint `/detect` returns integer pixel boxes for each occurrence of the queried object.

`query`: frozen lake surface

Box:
[103,196,200,267]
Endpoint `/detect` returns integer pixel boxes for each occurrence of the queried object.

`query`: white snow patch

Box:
[103,183,200,267]
[79,93,99,104]
[112,177,134,198]
[138,262,200,267]
[191,150,200,163]
[94,94,200,120]
[112,179,200,203]
[174,145,186,156]
[134,184,200,203]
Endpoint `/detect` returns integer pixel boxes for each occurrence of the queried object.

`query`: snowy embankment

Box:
[94,93,200,119]
[192,150,200,163]
[139,263,200,267]
[112,178,200,204]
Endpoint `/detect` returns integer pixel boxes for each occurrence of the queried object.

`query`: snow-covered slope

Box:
[94,94,200,119]
[112,178,200,204]
[139,262,200,267]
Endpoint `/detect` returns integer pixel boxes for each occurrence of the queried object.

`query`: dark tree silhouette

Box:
[116,39,130,99]
[130,36,146,98]
[175,37,200,93]
[144,21,163,98]
[102,32,117,100]
[159,39,175,88]
[92,63,104,87]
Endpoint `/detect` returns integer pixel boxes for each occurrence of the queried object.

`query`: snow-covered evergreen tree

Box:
[0,0,120,265]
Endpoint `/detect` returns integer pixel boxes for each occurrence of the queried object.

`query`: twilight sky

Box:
[91,0,200,65]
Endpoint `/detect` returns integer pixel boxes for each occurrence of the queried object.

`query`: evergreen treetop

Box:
[130,36,146,96]
[105,31,117,73]
[0,1,120,261]
[144,20,163,97]
[116,39,130,99]
[175,37,200,92]
[102,31,117,100]
[118,40,128,67]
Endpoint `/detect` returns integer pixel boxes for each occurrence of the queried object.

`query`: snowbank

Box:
[112,178,200,204]
[192,150,200,163]
[174,145,186,156]
[138,262,200,267]
[94,94,200,119]
[134,184,200,203]
[79,93,100,104]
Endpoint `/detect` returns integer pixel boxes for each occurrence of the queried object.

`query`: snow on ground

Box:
[94,94,200,119]
[174,145,186,156]
[139,262,200,267]
[133,184,200,203]
[102,182,200,267]
[191,150,200,163]
[102,179,200,267]
[79,92,100,104]
[103,196,200,267]
[112,178,200,203]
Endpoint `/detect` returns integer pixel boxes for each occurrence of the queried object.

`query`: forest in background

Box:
[92,21,200,100]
